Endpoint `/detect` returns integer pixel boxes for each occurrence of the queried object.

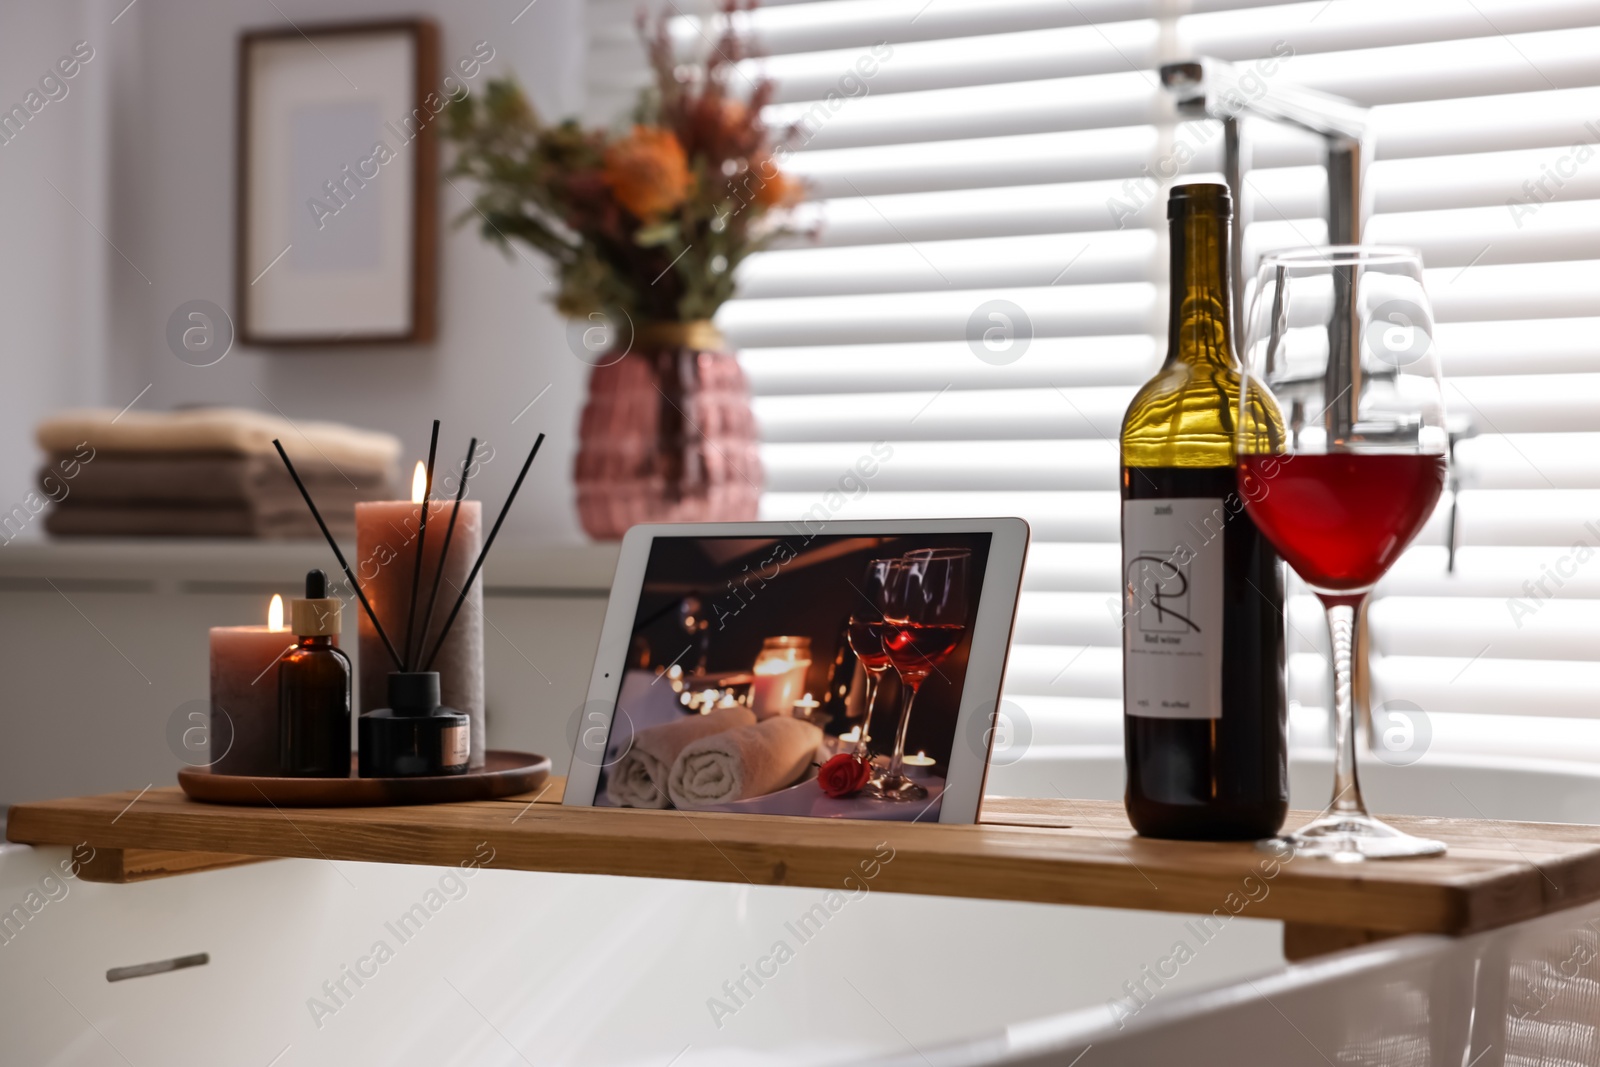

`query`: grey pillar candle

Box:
[208,599,298,775]
[355,499,486,767]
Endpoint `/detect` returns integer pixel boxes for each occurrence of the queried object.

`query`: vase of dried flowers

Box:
[572,320,760,537]
[444,1,799,539]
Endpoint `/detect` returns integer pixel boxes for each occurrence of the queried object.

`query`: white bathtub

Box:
[0,842,1286,1066]
[4,746,1600,1066]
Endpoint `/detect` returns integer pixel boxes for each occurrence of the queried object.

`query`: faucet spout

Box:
[1159,57,1374,439]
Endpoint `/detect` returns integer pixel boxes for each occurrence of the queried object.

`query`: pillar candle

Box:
[210,601,298,775]
[749,659,809,719]
[354,499,486,767]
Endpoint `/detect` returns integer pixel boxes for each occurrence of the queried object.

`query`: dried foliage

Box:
[444,1,801,323]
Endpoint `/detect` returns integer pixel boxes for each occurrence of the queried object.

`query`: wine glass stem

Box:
[886,681,920,779]
[860,671,881,743]
[1324,597,1371,819]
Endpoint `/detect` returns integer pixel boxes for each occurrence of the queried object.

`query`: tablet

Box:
[562,518,1029,823]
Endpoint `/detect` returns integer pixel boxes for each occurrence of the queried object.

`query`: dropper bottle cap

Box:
[290,569,341,637]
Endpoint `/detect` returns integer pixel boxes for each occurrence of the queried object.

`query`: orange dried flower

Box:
[603,125,692,221]
[751,159,802,209]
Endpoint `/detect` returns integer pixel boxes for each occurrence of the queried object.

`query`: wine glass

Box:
[845,559,901,757]
[865,548,970,801]
[1236,246,1448,861]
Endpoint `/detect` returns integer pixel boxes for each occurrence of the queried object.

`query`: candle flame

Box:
[411,461,427,504]
[268,594,285,632]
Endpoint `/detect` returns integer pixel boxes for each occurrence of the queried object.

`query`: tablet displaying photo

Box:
[564,519,1028,824]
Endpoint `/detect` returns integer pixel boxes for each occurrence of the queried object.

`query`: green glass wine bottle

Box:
[1119,183,1287,840]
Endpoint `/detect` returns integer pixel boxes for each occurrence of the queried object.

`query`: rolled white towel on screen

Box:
[668,717,822,809]
[605,706,756,808]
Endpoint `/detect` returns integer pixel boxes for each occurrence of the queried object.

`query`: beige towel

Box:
[37,408,401,470]
[41,453,393,506]
[43,504,355,540]
[605,706,755,808]
[668,717,822,809]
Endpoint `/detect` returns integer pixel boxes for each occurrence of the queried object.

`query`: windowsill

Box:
[0,537,621,596]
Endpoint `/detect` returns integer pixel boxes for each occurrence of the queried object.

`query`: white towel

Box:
[668,717,822,809]
[605,706,755,808]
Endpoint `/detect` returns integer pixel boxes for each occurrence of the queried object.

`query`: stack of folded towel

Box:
[37,407,400,539]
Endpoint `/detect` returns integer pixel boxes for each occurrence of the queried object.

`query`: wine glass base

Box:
[862,774,927,802]
[1275,812,1446,862]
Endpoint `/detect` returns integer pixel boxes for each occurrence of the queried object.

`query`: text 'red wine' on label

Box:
[1122,498,1225,720]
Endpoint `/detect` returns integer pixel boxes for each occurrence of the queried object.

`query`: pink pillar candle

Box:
[355,499,486,767]
[749,659,809,719]
[210,619,298,775]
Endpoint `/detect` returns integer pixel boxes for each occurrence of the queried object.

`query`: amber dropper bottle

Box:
[279,569,353,777]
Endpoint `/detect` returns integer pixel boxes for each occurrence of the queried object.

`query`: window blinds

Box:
[587,0,1600,763]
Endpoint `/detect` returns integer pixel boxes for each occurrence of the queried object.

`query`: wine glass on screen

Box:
[1236,246,1447,860]
[865,548,970,802]
[845,559,901,757]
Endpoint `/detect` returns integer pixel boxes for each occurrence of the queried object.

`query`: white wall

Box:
[0,0,114,538]
[2,0,591,545]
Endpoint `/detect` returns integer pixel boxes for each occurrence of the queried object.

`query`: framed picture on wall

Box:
[236,19,439,345]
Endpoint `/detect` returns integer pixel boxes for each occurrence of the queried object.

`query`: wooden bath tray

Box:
[10,779,1600,961]
[177,750,550,807]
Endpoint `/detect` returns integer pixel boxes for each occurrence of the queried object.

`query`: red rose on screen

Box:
[818,753,871,798]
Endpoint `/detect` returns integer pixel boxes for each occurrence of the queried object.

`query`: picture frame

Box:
[236,19,439,346]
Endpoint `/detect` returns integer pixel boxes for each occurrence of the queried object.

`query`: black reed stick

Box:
[271,438,403,670]
[423,432,545,671]
[414,436,477,672]
[402,420,441,671]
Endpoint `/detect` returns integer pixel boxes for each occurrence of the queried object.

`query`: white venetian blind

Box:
[587,0,1600,763]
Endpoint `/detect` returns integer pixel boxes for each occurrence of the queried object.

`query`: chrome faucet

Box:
[1159,57,1373,343]
[1160,57,1379,450]
[1160,61,1384,740]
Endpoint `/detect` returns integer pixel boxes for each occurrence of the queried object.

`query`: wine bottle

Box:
[1118,183,1287,840]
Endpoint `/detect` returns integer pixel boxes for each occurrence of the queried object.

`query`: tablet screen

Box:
[592,532,994,820]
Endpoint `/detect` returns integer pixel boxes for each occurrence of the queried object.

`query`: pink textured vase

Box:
[574,321,763,540]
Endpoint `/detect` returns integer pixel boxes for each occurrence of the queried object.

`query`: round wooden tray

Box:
[178,750,552,807]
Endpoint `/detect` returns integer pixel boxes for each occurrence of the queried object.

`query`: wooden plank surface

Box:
[10,781,1600,940]
[76,847,267,884]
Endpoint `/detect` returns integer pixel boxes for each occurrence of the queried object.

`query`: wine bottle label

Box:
[1122,498,1225,720]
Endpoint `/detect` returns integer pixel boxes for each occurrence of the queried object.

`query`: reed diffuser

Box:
[273,424,545,778]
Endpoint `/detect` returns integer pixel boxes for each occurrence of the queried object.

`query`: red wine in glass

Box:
[1235,245,1451,861]
[846,617,895,673]
[844,559,903,753]
[883,622,965,683]
[1238,453,1445,594]
[865,548,970,802]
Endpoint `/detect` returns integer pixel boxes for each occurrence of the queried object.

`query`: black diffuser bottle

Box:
[279,569,353,777]
[358,671,470,778]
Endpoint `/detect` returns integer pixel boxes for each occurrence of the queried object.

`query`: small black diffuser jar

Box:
[358,671,470,778]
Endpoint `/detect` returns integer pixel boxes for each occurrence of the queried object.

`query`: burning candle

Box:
[834,726,864,757]
[748,636,811,719]
[209,595,298,775]
[354,468,485,767]
[902,750,937,779]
